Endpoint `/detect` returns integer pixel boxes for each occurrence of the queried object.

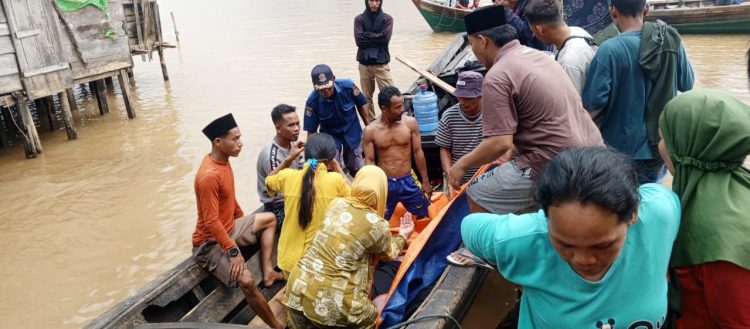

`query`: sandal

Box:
[446,247,494,269]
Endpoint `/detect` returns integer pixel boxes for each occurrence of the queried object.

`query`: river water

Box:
[0,1,747,328]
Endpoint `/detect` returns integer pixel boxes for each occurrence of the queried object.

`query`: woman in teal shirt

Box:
[461,146,681,328]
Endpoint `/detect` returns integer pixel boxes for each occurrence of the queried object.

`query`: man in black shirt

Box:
[354,0,394,121]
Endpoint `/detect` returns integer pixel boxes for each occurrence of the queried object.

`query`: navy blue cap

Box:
[311,64,335,90]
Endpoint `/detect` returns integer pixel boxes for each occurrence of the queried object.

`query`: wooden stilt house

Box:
[0,0,144,158]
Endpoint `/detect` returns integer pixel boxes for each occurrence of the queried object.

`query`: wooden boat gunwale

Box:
[87,33,491,329]
[85,207,284,329]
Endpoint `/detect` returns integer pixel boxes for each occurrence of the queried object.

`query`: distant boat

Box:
[648,0,750,34]
[410,0,613,35]
[413,0,750,35]
[411,0,473,33]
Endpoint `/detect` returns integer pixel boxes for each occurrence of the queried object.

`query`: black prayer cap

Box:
[202,113,238,140]
[464,5,507,35]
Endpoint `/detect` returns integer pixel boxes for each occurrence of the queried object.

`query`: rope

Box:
[435,5,460,28]
[2,107,32,148]
[383,314,462,329]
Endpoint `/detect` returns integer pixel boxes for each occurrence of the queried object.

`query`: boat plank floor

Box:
[179,251,267,323]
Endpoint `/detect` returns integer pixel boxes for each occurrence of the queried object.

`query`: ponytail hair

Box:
[298,133,337,229]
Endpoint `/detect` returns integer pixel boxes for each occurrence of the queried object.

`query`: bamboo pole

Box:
[396,55,456,94]
[133,0,146,61]
[170,11,180,42]
[154,2,170,81]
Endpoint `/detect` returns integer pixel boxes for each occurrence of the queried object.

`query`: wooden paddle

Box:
[396,56,456,94]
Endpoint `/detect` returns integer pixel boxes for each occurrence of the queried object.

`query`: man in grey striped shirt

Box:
[435,71,484,197]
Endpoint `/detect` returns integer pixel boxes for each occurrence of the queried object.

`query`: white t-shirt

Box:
[556,27,597,95]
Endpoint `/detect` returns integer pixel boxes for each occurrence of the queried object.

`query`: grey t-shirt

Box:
[256,139,303,204]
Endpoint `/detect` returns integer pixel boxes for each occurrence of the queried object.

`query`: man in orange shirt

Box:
[192,113,284,329]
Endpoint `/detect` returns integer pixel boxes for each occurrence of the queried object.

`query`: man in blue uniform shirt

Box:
[304,64,371,176]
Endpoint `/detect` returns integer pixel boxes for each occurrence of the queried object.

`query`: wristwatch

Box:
[228,247,240,257]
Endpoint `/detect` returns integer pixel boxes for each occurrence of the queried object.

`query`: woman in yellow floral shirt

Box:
[285,165,415,329]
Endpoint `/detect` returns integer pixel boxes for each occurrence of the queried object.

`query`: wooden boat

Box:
[84,208,285,329]
[86,34,511,329]
[410,0,615,35]
[647,0,750,34]
[411,0,472,33]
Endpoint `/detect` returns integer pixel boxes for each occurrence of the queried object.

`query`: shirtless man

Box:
[364,86,432,220]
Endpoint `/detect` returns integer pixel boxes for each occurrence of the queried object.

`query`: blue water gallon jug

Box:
[412,84,439,133]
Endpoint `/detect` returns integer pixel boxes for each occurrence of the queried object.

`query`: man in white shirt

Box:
[524,0,597,94]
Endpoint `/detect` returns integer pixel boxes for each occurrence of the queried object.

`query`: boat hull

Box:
[648,3,750,34]
[413,0,469,32]
[670,19,750,34]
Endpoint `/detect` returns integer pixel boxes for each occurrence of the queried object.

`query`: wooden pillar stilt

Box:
[34,97,55,131]
[0,107,10,147]
[90,80,109,115]
[154,3,169,81]
[65,88,78,112]
[88,81,96,106]
[47,96,58,131]
[57,91,77,140]
[104,76,115,89]
[158,47,169,81]
[117,69,136,119]
[127,67,134,83]
[16,96,41,158]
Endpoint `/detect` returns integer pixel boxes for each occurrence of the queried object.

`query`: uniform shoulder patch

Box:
[305,106,313,117]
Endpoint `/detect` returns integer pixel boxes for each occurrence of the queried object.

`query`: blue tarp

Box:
[380,3,613,324]
[380,193,470,327]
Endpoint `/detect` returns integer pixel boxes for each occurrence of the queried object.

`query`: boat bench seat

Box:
[179,249,281,324]
[178,251,265,323]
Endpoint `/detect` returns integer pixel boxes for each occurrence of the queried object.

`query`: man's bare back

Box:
[364,115,417,178]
